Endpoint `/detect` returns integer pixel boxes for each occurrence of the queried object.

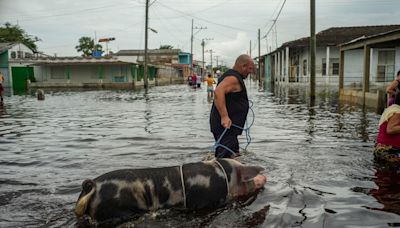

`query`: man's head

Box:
[233,54,254,78]
[208,73,212,78]
[396,70,400,79]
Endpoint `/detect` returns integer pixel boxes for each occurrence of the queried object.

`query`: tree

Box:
[159,45,173,49]
[75,36,102,57]
[0,22,41,52]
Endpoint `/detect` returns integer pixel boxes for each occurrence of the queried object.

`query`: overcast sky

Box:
[0,0,399,66]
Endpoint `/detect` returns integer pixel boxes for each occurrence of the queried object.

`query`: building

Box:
[339,28,400,112]
[0,42,35,93]
[261,25,400,86]
[116,49,195,78]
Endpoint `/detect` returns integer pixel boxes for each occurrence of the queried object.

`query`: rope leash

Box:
[212,100,255,158]
[214,159,230,198]
[180,160,231,209]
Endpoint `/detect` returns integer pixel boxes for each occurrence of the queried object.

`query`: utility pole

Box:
[190,19,194,77]
[310,0,316,100]
[201,39,205,77]
[144,0,149,90]
[249,40,252,57]
[258,28,261,87]
[206,49,215,76]
[214,56,219,68]
[190,19,206,77]
[201,38,213,77]
[274,20,278,50]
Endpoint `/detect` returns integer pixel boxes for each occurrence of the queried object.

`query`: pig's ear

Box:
[240,166,264,182]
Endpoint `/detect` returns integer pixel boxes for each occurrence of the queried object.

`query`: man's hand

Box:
[221,116,232,129]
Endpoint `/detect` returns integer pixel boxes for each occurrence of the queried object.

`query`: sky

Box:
[0,0,399,66]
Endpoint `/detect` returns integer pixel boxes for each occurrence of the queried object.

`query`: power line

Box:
[262,0,287,39]
[155,1,254,33]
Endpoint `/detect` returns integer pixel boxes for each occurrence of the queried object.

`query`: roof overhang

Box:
[26,57,136,66]
[340,29,400,51]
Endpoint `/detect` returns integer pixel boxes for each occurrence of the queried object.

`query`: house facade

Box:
[116,49,197,78]
[0,42,35,93]
[261,25,400,87]
[339,29,400,112]
[30,56,182,89]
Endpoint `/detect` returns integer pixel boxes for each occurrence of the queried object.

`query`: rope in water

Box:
[212,100,255,158]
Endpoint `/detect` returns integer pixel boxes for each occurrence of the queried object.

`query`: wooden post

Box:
[310,0,316,100]
[143,0,149,90]
[363,45,371,105]
[339,50,344,90]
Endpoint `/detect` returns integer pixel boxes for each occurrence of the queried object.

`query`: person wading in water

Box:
[209,54,254,158]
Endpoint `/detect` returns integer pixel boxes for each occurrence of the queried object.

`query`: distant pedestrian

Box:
[210,54,254,158]
[206,73,216,98]
[191,73,197,88]
[0,71,4,104]
[386,70,400,106]
[37,89,45,100]
[196,74,202,88]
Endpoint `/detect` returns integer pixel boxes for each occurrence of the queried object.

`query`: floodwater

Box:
[0,81,399,227]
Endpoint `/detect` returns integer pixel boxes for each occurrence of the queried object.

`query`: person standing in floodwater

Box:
[209,54,254,158]
[206,73,216,98]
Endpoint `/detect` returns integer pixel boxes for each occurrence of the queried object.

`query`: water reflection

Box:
[369,163,400,215]
[1,83,399,227]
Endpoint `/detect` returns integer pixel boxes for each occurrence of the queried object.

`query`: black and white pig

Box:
[75,159,267,223]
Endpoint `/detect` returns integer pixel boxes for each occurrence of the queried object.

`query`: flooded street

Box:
[0,81,399,227]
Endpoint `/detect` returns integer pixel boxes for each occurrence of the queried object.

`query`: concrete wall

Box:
[340,88,386,114]
[343,49,363,86]
[34,64,134,84]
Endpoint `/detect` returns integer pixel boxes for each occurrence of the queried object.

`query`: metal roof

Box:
[281,24,400,49]
[28,56,135,66]
[116,49,181,56]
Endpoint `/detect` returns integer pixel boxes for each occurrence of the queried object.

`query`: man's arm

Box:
[213,76,241,129]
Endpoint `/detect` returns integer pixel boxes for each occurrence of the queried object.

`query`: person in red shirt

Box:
[374,91,400,162]
[191,73,197,88]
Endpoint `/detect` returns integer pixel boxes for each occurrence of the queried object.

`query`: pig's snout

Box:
[253,174,267,189]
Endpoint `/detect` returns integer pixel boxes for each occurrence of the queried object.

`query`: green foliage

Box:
[159,45,173,49]
[0,22,41,52]
[75,36,103,57]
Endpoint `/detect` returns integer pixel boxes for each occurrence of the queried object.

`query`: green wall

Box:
[0,51,9,68]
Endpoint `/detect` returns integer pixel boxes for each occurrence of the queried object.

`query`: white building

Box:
[261,25,400,86]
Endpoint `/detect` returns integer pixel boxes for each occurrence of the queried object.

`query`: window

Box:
[25,52,32,58]
[332,63,339,75]
[10,51,16,59]
[376,50,395,82]
[113,76,127,82]
[51,66,66,79]
[303,59,307,76]
[322,58,339,76]
[17,51,23,58]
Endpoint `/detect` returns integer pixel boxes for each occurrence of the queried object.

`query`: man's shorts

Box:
[213,132,239,158]
[0,84,3,93]
[207,86,213,93]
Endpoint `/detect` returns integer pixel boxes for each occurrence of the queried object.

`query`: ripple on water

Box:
[0,83,396,227]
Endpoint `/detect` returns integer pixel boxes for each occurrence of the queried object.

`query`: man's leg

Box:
[213,132,239,158]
